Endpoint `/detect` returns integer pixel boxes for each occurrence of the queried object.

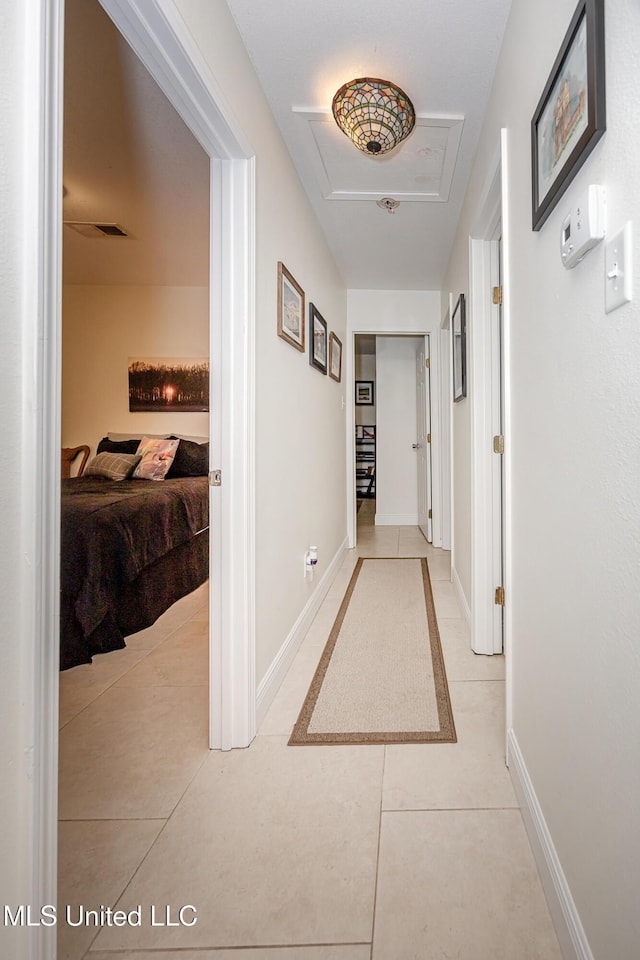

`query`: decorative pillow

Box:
[166,437,209,477]
[132,436,179,481]
[97,436,140,456]
[83,452,141,480]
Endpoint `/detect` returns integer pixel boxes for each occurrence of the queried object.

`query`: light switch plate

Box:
[605,222,632,313]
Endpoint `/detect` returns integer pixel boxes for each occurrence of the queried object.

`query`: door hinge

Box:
[493,435,505,454]
[495,586,505,606]
[493,285,503,305]
[425,357,430,368]
[427,433,431,443]
[428,509,432,519]
[209,469,222,487]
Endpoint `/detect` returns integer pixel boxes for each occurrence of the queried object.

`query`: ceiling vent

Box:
[64,221,130,238]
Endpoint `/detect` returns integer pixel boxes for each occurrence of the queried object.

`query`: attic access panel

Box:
[293,109,464,202]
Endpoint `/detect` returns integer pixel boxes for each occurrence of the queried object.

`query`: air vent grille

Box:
[64,221,129,238]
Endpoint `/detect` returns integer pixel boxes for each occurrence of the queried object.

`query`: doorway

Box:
[351,333,438,544]
[470,150,507,658]
[34,1,255,954]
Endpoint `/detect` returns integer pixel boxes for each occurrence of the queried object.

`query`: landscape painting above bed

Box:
[128,357,209,412]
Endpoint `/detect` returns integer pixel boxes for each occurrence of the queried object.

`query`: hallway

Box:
[57,510,561,959]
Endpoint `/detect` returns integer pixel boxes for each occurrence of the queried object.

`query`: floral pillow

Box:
[132,437,179,480]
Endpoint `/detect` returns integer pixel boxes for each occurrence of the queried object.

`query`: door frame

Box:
[99,0,256,750]
[416,335,433,542]
[347,329,442,548]
[31,1,255,955]
[468,132,512,676]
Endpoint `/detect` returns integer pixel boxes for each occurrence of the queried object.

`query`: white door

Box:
[415,337,432,542]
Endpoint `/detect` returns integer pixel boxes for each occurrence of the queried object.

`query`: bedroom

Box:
[59,0,211,744]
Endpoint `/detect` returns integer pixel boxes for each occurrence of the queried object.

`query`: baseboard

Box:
[255,537,348,729]
[375,512,419,526]
[507,729,594,960]
[451,564,471,627]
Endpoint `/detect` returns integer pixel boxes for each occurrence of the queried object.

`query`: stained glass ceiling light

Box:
[331,77,415,155]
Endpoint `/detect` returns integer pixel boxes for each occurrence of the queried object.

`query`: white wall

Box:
[444,0,640,955]
[62,284,209,452]
[375,336,421,525]
[164,0,349,686]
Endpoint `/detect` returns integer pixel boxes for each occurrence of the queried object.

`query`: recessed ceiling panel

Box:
[294,109,463,202]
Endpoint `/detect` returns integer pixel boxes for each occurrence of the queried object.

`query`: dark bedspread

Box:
[61,476,208,669]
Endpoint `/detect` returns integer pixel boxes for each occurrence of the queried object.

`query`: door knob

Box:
[412,443,420,449]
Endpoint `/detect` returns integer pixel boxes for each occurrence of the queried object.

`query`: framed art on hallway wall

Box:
[309,303,328,374]
[531,0,605,230]
[355,381,374,405]
[452,294,466,402]
[277,261,305,351]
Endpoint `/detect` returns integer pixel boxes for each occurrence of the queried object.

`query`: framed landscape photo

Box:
[355,381,374,405]
[452,294,467,403]
[277,261,305,351]
[328,332,343,382]
[531,0,605,230]
[309,304,328,374]
[128,357,209,412]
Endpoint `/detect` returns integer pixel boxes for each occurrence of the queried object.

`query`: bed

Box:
[60,436,209,671]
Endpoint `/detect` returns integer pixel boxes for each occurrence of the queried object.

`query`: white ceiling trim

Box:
[293,108,464,203]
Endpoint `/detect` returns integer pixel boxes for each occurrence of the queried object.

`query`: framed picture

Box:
[309,304,328,374]
[128,357,209,412]
[355,381,374,405]
[531,0,605,230]
[277,261,305,351]
[452,294,466,403]
[328,332,342,382]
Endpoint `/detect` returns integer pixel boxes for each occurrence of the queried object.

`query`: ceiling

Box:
[227,0,512,290]
[63,0,513,292]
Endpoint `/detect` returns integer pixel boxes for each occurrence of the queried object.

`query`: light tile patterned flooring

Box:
[58,507,561,960]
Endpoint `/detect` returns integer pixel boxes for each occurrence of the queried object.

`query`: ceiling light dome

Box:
[332,77,415,156]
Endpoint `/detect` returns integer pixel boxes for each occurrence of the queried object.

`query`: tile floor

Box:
[57,506,562,960]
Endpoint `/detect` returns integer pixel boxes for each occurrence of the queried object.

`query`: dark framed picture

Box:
[128,357,209,412]
[328,332,342,382]
[531,0,605,230]
[277,261,305,351]
[355,381,374,405]
[309,303,328,374]
[452,294,466,403]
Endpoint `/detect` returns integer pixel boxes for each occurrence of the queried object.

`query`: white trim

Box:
[99,0,253,159]
[256,538,348,729]
[451,565,471,627]
[374,512,420,526]
[507,730,594,960]
[348,326,443,551]
[26,1,64,957]
[99,0,256,750]
[346,332,357,549]
[426,334,442,548]
[469,234,500,655]
[500,128,514,737]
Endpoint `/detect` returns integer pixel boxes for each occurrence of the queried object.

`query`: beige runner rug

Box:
[289,557,456,745]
